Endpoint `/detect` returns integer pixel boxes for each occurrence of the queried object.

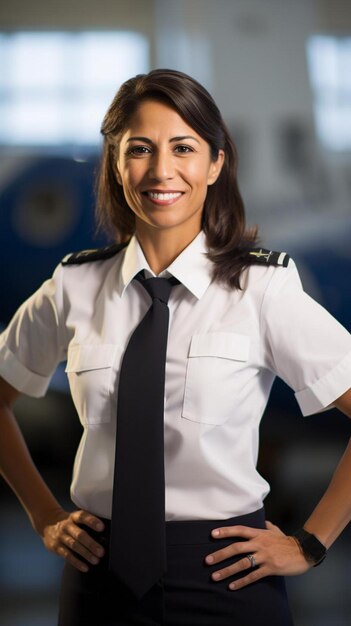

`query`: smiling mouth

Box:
[144,191,183,201]
[142,191,184,206]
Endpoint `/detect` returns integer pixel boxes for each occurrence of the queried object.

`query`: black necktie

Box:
[109,272,179,599]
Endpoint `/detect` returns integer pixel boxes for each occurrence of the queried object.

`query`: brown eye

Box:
[127,145,151,155]
[174,145,193,153]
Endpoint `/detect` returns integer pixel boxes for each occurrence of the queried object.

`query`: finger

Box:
[62,531,102,565]
[56,543,90,573]
[71,510,105,532]
[69,524,105,558]
[205,539,254,565]
[211,525,264,540]
[228,566,268,590]
[206,537,262,565]
[211,554,259,582]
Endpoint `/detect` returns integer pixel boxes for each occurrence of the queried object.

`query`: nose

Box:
[148,149,174,182]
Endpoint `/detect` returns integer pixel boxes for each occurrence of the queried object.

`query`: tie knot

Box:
[135,273,179,304]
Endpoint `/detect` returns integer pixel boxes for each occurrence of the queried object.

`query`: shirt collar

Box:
[118,231,212,300]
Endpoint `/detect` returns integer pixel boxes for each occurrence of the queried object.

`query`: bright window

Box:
[0,31,149,147]
[307,35,351,152]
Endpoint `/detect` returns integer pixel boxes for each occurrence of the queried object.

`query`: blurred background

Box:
[0,0,350,624]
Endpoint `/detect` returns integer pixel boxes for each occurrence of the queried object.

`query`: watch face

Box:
[294,529,326,564]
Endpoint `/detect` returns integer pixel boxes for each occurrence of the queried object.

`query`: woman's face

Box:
[116,100,224,239]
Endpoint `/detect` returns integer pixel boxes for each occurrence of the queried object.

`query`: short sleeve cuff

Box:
[0,343,51,397]
[295,350,351,416]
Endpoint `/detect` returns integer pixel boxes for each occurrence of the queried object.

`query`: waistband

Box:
[96,508,265,547]
[165,508,265,544]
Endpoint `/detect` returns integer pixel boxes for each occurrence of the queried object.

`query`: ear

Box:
[207,149,225,186]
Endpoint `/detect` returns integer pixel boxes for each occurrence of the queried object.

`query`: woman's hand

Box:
[41,509,105,573]
[205,520,312,590]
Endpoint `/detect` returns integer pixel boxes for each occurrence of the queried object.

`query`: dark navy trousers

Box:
[58,508,294,626]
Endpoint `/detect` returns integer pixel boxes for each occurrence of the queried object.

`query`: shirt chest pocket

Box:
[65,344,117,425]
[182,333,250,426]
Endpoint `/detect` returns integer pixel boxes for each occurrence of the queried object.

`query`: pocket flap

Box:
[188,333,250,361]
[65,344,117,373]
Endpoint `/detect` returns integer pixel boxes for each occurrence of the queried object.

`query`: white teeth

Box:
[147,192,182,200]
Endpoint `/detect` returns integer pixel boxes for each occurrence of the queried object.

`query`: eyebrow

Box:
[126,135,200,145]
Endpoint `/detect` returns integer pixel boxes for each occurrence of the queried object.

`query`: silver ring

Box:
[246,553,257,569]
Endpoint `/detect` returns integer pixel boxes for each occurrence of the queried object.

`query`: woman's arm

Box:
[0,376,105,572]
[205,387,351,589]
[303,387,351,547]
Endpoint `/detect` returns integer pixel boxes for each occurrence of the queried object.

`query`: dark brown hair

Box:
[96,68,258,288]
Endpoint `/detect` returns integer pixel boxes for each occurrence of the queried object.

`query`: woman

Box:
[0,69,350,626]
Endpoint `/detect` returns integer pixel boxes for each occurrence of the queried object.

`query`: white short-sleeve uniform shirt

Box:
[1,232,350,521]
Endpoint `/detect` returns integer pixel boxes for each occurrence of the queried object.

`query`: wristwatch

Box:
[292,528,327,566]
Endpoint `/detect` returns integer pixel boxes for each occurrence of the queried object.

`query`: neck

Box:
[135,223,201,275]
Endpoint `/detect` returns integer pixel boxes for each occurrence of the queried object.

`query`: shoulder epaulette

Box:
[248,248,290,267]
[61,242,128,265]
